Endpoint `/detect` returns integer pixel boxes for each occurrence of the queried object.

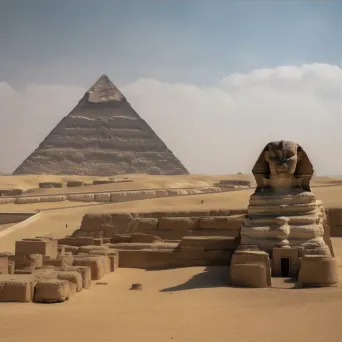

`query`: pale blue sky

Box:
[0,1,341,175]
[1,0,341,88]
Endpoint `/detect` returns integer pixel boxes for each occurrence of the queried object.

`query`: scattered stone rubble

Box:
[0,237,119,303]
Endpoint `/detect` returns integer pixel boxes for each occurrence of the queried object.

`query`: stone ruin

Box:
[0,238,118,303]
[230,141,338,288]
[0,140,339,303]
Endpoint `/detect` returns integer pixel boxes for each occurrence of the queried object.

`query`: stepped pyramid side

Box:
[13,75,189,176]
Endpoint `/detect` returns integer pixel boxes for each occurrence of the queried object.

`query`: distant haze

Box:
[0,1,341,175]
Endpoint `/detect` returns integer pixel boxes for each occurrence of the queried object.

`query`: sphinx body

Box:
[240,141,331,256]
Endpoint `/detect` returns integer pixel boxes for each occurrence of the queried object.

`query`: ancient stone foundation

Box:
[0,237,119,303]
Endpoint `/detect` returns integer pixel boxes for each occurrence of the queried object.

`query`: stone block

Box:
[58,237,97,247]
[179,236,238,251]
[15,240,57,259]
[231,250,271,287]
[130,218,158,234]
[0,275,37,302]
[158,217,198,230]
[197,216,243,236]
[57,271,83,292]
[44,254,74,268]
[67,181,84,187]
[131,233,162,243]
[14,269,33,275]
[39,182,63,188]
[88,251,118,272]
[297,255,339,288]
[66,266,92,289]
[229,263,268,288]
[34,279,70,303]
[9,254,43,271]
[119,250,177,269]
[77,245,109,254]
[59,245,79,255]
[111,234,133,243]
[73,257,105,280]
[0,257,8,274]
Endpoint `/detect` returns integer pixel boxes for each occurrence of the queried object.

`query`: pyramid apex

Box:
[86,74,125,103]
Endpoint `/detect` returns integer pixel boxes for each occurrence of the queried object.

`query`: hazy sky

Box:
[0,0,341,175]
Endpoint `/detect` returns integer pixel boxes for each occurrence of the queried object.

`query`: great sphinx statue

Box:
[240,140,331,256]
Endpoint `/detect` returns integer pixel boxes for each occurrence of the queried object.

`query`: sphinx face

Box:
[265,141,298,176]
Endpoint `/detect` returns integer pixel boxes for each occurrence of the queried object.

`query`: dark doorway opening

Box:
[280,257,290,277]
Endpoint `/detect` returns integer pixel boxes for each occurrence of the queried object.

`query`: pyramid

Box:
[13,75,189,176]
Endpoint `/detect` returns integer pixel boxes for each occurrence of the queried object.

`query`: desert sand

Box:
[0,174,341,341]
[0,249,341,342]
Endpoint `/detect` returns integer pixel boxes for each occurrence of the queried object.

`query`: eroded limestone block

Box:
[0,275,37,302]
[231,250,271,286]
[66,266,91,289]
[9,254,43,271]
[131,233,162,243]
[118,250,177,269]
[58,237,98,247]
[73,257,105,280]
[179,236,238,252]
[59,245,79,255]
[34,279,70,303]
[66,181,84,187]
[130,218,158,234]
[297,255,339,288]
[88,251,118,272]
[44,254,74,268]
[157,217,198,239]
[15,240,57,258]
[229,263,268,288]
[57,271,83,292]
[77,245,109,254]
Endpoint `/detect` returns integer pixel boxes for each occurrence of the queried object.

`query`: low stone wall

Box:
[0,186,225,205]
[78,209,246,240]
[0,213,35,225]
[39,182,63,189]
[216,180,251,187]
[0,189,23,196]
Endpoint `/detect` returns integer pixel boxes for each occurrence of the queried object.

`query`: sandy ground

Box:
[0,223,14,232]
[0,261,341,342]
[1,173,341,196]
[0,174,253,194]
[0,174,341,341]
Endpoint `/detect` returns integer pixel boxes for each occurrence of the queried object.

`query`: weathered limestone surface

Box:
[297,255,339,287]
[240,141,331,256]
[15,240,58,259]
[0,275,37,302]
[34,279,70,303]
[78,211,245,240]
[13,75,188,176]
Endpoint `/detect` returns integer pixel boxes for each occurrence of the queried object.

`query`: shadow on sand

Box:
[159,266,229,292]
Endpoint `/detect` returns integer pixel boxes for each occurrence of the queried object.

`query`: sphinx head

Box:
[252,140,314,191]
[266,141,298,176]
